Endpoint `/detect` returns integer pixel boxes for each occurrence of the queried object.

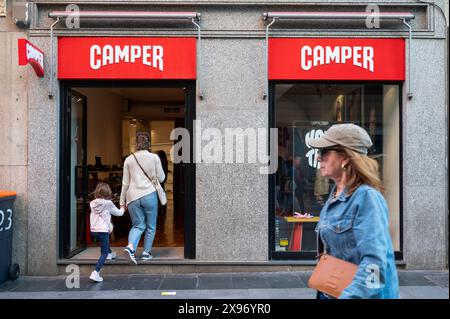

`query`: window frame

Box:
[268,80,404,260]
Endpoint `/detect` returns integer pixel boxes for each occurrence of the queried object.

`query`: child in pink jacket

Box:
[89,182,124,282]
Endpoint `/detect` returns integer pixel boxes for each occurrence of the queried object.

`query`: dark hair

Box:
[136,134,150,151]
[94,182,112,199]
[156,150,168,164]
[156,150,169,182]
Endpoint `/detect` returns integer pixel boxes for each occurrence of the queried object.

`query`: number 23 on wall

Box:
[0,209,12,232]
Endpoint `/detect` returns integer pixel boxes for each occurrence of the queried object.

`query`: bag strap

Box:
[316,230,327,259]
[132,152,156,185]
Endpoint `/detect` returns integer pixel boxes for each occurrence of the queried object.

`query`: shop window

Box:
[273,83,401,257]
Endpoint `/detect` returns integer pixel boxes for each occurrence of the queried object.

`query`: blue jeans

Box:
[128,192,158,253]
[90,232,110,272]
[317,291,333,299]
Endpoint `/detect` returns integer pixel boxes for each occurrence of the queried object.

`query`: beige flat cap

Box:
[307,123,373,155]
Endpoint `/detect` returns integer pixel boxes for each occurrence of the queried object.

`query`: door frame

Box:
[59,80,196,259]
[60,89,88,258]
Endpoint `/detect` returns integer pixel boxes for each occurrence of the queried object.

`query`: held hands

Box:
[120,204,128,212]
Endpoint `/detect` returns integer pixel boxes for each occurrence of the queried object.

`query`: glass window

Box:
[273,83,400,255]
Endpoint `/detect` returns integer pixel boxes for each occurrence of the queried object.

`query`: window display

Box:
[273,83,401,255]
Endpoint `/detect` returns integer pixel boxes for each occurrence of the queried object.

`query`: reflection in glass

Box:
[70,95,87,252]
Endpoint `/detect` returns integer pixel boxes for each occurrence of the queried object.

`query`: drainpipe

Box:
[49,17,60,99]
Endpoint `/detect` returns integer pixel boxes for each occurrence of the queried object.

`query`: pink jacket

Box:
[90,198,124,233]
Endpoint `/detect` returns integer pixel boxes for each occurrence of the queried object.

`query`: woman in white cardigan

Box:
[120,134,165,264]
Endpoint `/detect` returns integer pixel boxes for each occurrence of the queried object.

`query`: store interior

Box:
[71,87,186,259]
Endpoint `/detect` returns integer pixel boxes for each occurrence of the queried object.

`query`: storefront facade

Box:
[0,0,448,276]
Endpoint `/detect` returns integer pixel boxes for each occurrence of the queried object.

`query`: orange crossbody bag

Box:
[307,231,358,298]
[307,253,358,298]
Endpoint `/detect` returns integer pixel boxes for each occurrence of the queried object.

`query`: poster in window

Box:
[334,95,346,122]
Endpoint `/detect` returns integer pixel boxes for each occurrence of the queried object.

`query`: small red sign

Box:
[58,37,196,79]
[269,38,405,80]
[18,39,45,77]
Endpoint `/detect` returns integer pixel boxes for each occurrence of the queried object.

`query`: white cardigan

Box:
[119,150,166,206]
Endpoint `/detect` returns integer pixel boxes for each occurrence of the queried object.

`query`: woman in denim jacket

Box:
[308,123,399,299]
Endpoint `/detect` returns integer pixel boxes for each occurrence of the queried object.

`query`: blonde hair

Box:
[94,182,112,199]
[340,147,385,196]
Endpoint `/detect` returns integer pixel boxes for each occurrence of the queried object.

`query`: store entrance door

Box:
[60,89,88,258]
[60,81,196,260]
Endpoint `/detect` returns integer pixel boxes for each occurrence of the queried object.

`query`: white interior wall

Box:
[383,85,401,251]
[75,88,123,166]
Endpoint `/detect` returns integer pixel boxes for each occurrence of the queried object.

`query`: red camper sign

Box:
[18,39,45,77]
[269,38,405,80]
[58,37,196,79]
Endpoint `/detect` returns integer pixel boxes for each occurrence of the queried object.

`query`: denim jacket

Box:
[315,184,399,299]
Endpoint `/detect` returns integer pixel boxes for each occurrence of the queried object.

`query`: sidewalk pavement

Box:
[0,270,448,299]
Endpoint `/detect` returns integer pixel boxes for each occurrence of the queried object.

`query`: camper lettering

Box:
[90,44,164,71]
[300,45,374,72]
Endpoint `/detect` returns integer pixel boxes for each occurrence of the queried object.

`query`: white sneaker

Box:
[123,247,138,265]
[107,251,117,260]
[89,270,103,282]
[141,251,153,260]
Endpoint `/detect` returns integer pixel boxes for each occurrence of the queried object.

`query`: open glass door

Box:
[61,89,88,258]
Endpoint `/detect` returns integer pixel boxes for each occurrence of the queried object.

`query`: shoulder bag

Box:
[307,231,358,298]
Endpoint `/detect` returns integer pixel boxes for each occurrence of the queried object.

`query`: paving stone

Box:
[0,277,62,292]
[424,274,449,288]
[263,272,306,288]
[197,274,233,290]
[159,275,198,290]
[399,286,449,299]
[122,275,164,290]
[231,274,270,289]
[398,271,436,286]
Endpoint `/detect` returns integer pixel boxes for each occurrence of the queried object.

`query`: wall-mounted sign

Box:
[269,38,405,80]
[18,39,44,77]
[58,37,196,79]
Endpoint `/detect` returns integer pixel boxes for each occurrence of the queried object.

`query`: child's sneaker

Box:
[124,247,137,264]
[89,270,103,282]
[107,251,117,260]
[141,251,153,260]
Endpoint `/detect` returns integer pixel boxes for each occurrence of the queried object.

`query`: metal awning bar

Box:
[49,11,200,20]
[263,12,415,99]
[47,11,202,99]
[264,12,415,21]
